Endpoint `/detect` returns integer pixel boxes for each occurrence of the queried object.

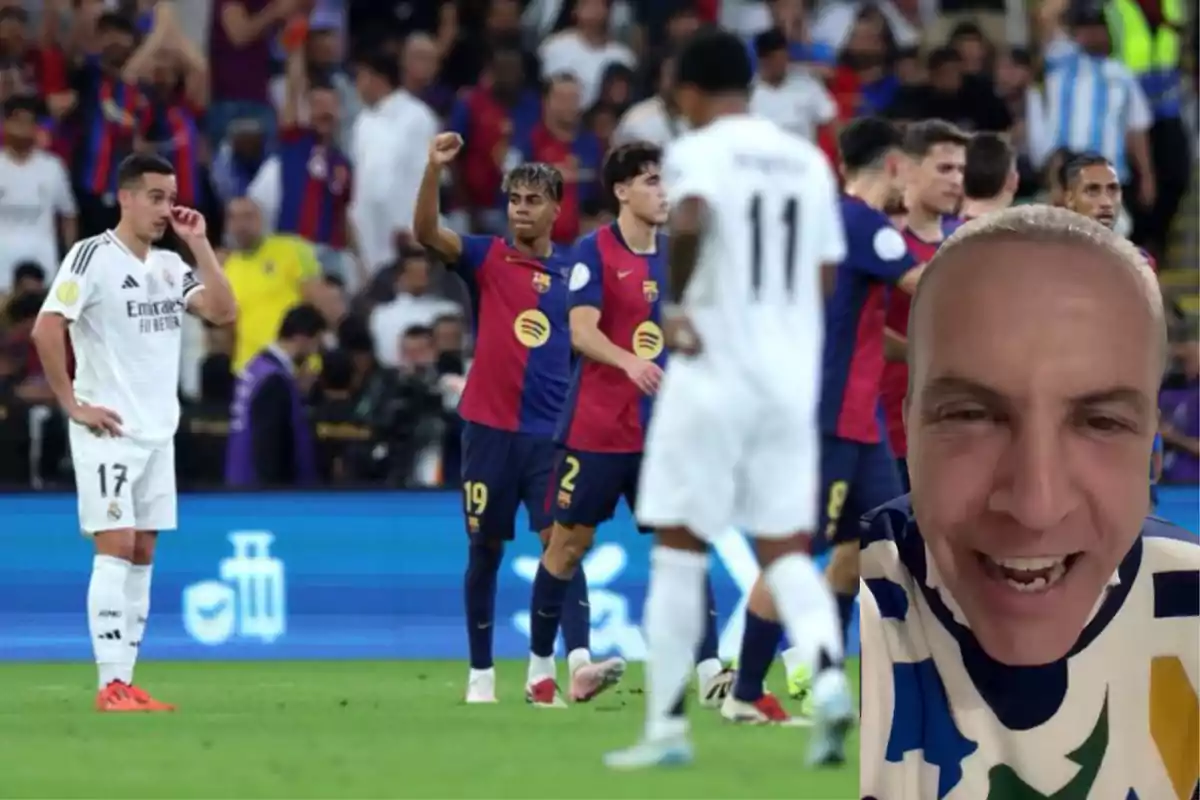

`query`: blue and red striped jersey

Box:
[6,44,67,97]
[881,218,961,457]
[514,123,602,244]
[557,224,668,453]
[146,94,204,207]
[70,59,152,197]
[456,234,573,435]
[274,126,352,249]
[820,195,917,443]
[446,87,541,211]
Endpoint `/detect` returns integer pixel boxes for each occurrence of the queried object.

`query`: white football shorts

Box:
[68,422,178,535]
[636,356,819,541]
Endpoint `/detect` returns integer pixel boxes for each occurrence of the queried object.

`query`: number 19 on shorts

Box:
[464,481,488,515]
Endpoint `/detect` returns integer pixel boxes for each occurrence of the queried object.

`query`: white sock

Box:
[695,657,723,687]
[643,546,707,742]
[88,555,131,689]
[528,654,556,684]
[124,564,152,685]
[762,553,844,681]
[781,646,805,676]
[567,647,591,676]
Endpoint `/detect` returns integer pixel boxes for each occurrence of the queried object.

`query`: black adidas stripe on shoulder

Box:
[69,235,109,276]
[181,270,201,295]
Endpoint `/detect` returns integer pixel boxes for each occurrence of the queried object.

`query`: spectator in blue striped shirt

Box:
[1027,0,1156,221]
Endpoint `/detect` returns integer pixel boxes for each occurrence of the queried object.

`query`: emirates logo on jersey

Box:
[126,298,185,334]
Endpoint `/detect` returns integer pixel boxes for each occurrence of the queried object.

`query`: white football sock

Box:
[124,564,152,684]
[567,648,591,676]
[695,657,723,686]
[528,654,556,684]
[781,646,805,675]
[643,546,707,742]
[762,553,844,682]
[88,555,131,689]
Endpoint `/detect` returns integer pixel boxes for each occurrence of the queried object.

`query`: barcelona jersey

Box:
[881,218,961,458]
[455,235,573,436]
[821,195,917,443]
[557,223,667,453]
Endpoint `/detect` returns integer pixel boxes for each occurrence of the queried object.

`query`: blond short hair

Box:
[908,205,1167,383]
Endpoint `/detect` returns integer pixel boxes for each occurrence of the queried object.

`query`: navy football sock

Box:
[464,542,503,670]
[732,611,783,702]
[529,562,573,658]
[836,593,856,646]
[696,578,720,663]
[560,565,590,656]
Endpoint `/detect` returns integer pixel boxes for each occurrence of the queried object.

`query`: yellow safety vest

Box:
[1105,0,1183,72]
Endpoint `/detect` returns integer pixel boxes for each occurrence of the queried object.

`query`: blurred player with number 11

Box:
[526,142,733,708]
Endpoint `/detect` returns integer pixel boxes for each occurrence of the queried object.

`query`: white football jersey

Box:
[0,149,76,290]
[40,231,203,443]
[662,115,846,376]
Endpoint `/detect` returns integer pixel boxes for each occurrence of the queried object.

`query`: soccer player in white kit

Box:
[31,153,237,711]
[604,29,854,769]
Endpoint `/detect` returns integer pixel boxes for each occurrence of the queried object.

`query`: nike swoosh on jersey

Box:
[617,270,633,279]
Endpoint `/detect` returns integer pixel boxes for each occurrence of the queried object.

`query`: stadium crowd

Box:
[0,0,1194,490]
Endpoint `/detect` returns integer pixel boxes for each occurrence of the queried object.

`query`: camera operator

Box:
[431,312,468,484]
[311,348,377,484]
[332,315,401,481]
[0,327,30,488]
[177,353,235,489]
[337,315,398,413]
[3,289,64,486]
[431,313,467,376]
[391,324,450,486]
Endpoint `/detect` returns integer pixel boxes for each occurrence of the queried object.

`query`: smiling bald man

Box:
[859,205,1199,799]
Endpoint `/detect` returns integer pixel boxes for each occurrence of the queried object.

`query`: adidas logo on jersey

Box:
[122,276,139,289]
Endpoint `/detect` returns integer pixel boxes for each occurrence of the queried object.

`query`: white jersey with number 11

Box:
[661,113,845,376]
[636,115,846,540]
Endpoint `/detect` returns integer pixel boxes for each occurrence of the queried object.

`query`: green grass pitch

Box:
[0,659,859,798]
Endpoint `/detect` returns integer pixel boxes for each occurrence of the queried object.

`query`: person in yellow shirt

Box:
[223,197,343,372]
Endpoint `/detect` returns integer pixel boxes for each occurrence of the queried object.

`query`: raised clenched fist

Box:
[429,132,464,165]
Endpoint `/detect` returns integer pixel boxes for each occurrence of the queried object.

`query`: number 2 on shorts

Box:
[559,456,581,492]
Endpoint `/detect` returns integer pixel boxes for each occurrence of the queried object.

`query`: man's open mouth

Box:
[976,552,1083,593]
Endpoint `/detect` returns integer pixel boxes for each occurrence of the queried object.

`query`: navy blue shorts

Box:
[552,449,648,531]
[460,421,556,541]
[896,457,911,494]
[815,435,903,552]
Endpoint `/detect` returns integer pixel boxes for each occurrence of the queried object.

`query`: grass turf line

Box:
[0,659,859,799]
